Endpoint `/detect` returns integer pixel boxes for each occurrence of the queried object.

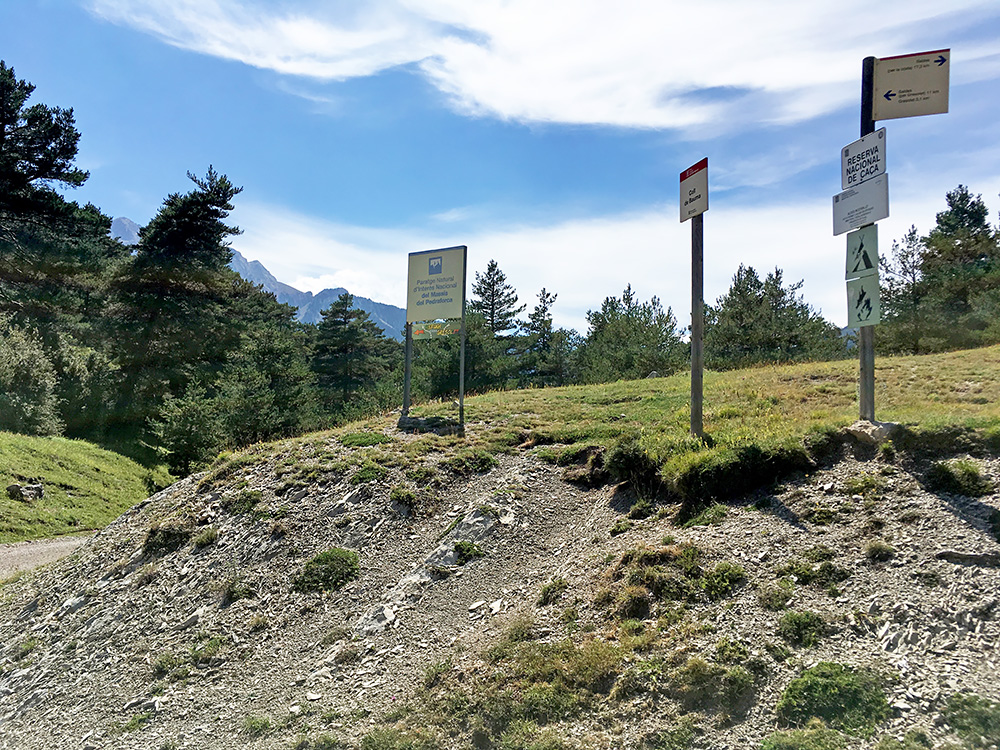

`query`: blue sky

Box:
[2,0,999,333]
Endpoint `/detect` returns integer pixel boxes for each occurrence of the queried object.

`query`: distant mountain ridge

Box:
[228,251,406,339]
[111,218,406,340]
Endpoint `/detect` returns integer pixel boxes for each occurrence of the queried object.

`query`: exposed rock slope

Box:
[1,429,998,750]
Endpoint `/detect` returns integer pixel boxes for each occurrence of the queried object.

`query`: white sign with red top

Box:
[679,157,708,222]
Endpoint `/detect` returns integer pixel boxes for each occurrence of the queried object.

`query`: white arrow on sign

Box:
[873,49,949,121]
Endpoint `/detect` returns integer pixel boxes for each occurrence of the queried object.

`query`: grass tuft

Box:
[292,548,360,593]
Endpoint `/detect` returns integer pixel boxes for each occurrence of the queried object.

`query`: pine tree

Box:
[705,266,844,370]
[0,60,88,218]
[107,168,244,432]
[468,259,525,335]
[880,226,926,354]
[916,185,1000,350]
[312,292,394,416]
[576,284,685,384]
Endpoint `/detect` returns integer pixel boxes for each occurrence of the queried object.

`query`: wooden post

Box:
[402,322,413,417]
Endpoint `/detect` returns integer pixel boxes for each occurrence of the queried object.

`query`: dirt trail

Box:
[0,534,93,579]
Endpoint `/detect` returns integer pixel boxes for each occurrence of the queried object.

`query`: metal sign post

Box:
[680,157,708,438]
[403,245,468,430]
[858,55,877,422]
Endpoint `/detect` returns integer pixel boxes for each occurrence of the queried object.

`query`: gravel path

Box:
[0,534,93,579]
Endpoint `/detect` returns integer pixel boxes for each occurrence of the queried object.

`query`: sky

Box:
[2,0,999,333]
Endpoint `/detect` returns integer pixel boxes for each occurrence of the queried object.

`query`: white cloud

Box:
[231,179,1000,336]
[86,0,1000,132]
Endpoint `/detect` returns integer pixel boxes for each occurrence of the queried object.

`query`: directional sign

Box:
[873,49,949,121]
[833,173,889,236]
[846,225,878,280]
[842,128,886,190]
[679,157,708,222]
[412,320,461,339]
[847,275,881,327]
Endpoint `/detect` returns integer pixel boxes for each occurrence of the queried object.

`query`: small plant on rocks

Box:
[538,577,569,606]
[762,719,845,750]
[778,610,827,647]
[776,662,889,737]
[193,527,218,548]
[941,692,1000,748]
[865,539,896,563]
[926,459,992,497]
[454,541,484,564]
[242,714,272,737]
[143,521,192,555]
[682,503,727,528]
[293,548,360,593]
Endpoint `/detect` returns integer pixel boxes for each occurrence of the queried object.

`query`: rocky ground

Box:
[0,426,998,750]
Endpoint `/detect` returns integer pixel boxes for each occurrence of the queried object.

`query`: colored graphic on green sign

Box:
[412,320,462,339]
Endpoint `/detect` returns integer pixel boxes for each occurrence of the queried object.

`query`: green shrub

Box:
[865,539,896,563]
[668,657,753,712]
[538,578,569,606]
[143,521,192,555]
[605,435,660,497]
[629,497,655,520]
[610,518,633,536]
[844,472,888,499]
[454,541,484,564]
[778,610,827,647]
[189,633,226,665]
[802,545,837,562]
[222,576,255,604]
[941,693,1000,748]
[682,503,727,528]
[874,729,933,750]
[242,715,271,737]
[762,720,846,750]
[776,662,889,737]
[293,548,360,593]
[715,637,750,664]
[360,727,440,750]
[444,449,499,475]
[926,459,992,497]
[221,489,262,515]
[390,484,417,512]
[702,562,745,599]
[616,585,651,619]
[776,559,850,589]
[644,716,698,750]
[351,460,388,484]
[758,579,795,610]
[341,432,392,447]
[193,527,218,547]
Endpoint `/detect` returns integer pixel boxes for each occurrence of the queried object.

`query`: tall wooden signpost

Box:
[680,158,708,438]
[835,50,948,421]
[403,245,468,429]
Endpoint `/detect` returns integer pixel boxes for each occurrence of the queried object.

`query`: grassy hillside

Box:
[0,432,170,542]
[402,345,1000,500]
